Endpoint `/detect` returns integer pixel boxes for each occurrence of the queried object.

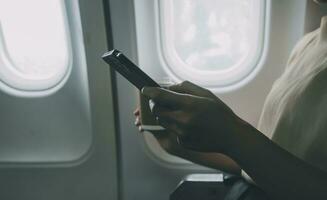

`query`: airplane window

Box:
[0,0,71,96]
[159,0,265,90]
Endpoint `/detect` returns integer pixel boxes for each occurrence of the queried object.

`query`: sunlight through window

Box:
[159,0,265,89]
[0,0,71,96]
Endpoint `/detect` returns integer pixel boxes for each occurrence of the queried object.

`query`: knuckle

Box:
[181,80,191,87]
[179,81,188,87]
[182,80,190,85]
[202,88,214,97]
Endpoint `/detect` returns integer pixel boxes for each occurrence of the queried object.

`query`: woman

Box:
[135,0,327,199]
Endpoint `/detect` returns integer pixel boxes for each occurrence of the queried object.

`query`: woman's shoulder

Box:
[286,29,320,67]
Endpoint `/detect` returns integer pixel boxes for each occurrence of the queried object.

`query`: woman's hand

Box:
[142,81,243,154]
[134,105,242,174]
[134,108,184,156]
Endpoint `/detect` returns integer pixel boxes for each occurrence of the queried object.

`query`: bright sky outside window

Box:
[159,0,265,89]
[0,0,71,95]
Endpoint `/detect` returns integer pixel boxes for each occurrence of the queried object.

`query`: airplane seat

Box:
[170,174,269,200]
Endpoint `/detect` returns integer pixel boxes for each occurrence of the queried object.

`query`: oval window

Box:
[158,0,265,90]
[0,0,71,96]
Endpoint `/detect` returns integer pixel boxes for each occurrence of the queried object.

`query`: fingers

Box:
[152,106,186,137]
[142,87,190,108]
[133,108,144,132]
[134,108,141,130]
[135,101,188,146]
[169,81,213,97]
[134,116,141,126]
[134,108,140,116]
[158,117,184,137]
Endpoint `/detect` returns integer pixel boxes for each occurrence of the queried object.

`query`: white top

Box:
[242,16,327,182]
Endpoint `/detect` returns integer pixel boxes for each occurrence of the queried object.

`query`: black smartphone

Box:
[102,49,160,90]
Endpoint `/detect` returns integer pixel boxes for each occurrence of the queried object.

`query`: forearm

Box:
[226,120,327,200]
[175,148,240,174]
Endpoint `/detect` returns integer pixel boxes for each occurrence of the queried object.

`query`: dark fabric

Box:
[242,185,270,200]
[223,174,270,200]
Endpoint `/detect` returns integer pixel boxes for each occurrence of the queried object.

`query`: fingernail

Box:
[149,99,155,112]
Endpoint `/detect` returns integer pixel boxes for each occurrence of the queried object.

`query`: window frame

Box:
[0,0,93,165]
[0,0,73,97]
[155,0,268,92]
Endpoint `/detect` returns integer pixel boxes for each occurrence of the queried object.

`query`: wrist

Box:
[223,116,253,158]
